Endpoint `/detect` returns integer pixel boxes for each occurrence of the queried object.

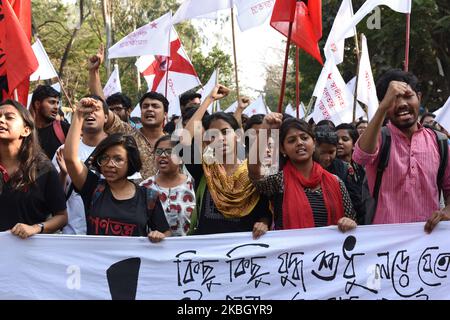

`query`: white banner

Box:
[1,223,450,300]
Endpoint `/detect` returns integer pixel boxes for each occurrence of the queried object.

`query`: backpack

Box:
[90,180,160,231]
[362,126,448,225]
[52,120,66,145]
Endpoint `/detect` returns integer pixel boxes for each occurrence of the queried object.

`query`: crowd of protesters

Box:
[1,48,450,242]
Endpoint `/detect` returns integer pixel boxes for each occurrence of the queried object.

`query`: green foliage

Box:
[31,0,234,107]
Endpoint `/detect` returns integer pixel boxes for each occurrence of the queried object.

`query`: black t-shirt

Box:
[37,121,70,159]
[186,163,272,235]
[77,171,169,237]
[0,161,67,231]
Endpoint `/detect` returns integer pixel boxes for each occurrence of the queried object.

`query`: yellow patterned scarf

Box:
[202,159,260,218]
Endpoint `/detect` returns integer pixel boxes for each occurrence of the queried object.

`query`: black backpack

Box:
[362,126,448,225]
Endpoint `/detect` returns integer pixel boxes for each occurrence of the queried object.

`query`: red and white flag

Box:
[357,34,378,120]
[135,28,201,116]
[108,12,172,59]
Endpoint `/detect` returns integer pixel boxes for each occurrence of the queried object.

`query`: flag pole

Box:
[56,76,75,111]
[165,26,172,98]
[404,13,411,72]
[295,46,300,118]
[13,89,19,101]
[230,7,240,102]
[278,20,294,114]
[352,32,362,123]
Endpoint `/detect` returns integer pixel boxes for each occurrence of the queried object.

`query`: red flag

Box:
[8,0,32,40]
[0,0,37,105]
[271,0,323,64]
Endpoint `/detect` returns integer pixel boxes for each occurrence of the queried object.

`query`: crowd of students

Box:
[1,49,449,242]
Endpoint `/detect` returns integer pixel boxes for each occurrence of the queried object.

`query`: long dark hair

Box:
[0,100,50,190]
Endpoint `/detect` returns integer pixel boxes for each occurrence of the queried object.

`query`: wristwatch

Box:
[38,223,45,234]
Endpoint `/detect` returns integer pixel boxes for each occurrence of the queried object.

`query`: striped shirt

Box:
[353,122,450,224]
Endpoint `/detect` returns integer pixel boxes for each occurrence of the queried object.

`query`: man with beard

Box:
[88,47,166,181]
[353,69,450,226]
[52,95,108,234]
[30,85,70,159]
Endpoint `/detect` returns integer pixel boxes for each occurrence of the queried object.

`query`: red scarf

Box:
[282,160,344,229]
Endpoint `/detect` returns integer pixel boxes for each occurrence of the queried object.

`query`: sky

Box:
[191,10,286,99]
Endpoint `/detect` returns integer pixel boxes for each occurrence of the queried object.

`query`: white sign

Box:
[1,222,450,300]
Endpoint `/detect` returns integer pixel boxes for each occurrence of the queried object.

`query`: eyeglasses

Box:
[97,155,127,168]
[155,148,173,157]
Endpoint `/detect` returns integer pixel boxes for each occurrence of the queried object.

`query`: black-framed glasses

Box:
[97,155,127,168]
[155,148,173,157]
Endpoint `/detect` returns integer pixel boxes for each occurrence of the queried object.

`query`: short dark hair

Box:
[316,119,336,129]
[83,94,109,115]
[335,123,359,144]
[180,91,201,107]
[154,134,178,150]
[355,118,368,129]
[139,91,169,113]
[202,112,239,131]
[31,85,60,108]
[315,126,338,146]
[106,93,132,111]
[420,112,436,124]
[90,133,142,177]
[244,114,265,132]
[376,69,421,101]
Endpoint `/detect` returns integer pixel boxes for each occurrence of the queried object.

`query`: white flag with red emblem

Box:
[135,27,201,117]
[108,12,172,59]
[357,34,378,120]
[243,95,268,116]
